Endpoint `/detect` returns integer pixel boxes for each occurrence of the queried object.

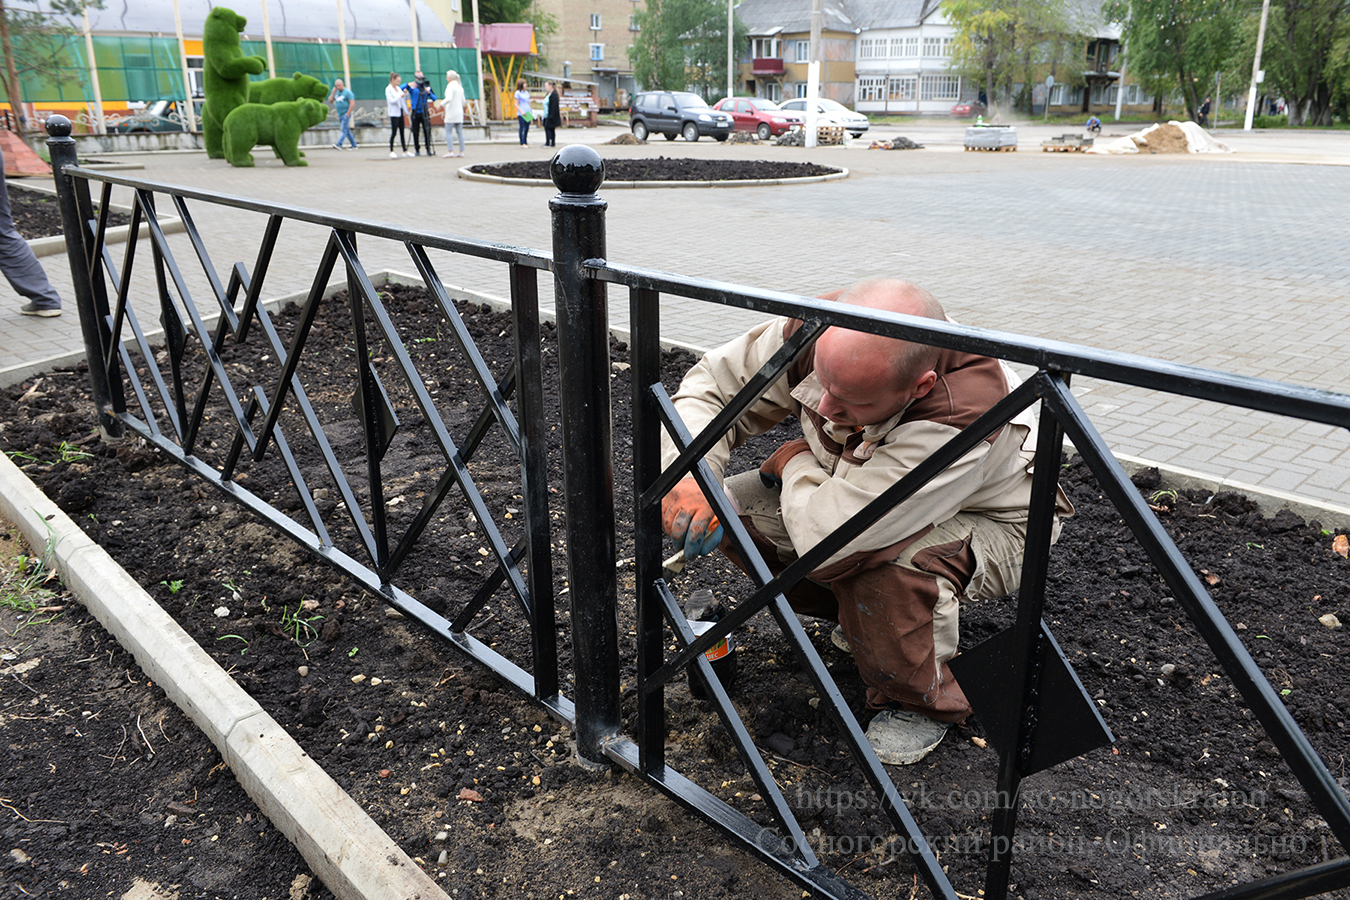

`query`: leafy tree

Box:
[946,0,1082,115]
[1105,0,1239,123]
[632,0,745,98]
[0,0,101,137]
[1229,0,1350,125]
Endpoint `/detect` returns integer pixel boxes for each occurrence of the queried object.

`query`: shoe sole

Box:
[19,309,61,317]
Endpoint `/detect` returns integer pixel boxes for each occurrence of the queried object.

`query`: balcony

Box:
[751,57,784,75]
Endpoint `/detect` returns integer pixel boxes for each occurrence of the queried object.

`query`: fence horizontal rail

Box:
[63,165,556,269]
[590,261,1350,430]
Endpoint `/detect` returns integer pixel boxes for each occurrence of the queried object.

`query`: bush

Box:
[1251,114,1288,129]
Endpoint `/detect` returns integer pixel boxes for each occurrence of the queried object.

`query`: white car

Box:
[779,98,870,137]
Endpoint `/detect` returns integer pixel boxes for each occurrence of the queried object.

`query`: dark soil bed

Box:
[1,284,1348,900]
[469,157,842,182]
[8,188,132,240]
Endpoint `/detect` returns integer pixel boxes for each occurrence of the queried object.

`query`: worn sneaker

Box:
[404,151,414,157]
[865,710,949,765]
[830,624,852,654]
[19,302,60,317]
[333,142,343,150]
[390,151,399,158]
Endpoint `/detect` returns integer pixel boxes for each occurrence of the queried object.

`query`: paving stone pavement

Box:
[5,120,1349,511]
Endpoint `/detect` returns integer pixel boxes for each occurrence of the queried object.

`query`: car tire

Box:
[757,123,772,141]
[682,122,699,142]
[663,132,678,141]
[850,131,865,138]
[631,120,648,141]
[714,134,728,142]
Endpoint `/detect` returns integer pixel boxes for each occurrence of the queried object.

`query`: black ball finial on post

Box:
[549,144,605,198]
[44,114,74,139]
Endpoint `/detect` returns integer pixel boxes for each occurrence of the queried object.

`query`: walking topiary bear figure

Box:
[201,7,267,159]
[248,72,330,106]
[222,98,329,167]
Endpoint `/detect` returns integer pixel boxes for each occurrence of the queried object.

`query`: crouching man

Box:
[661,277,1071,764]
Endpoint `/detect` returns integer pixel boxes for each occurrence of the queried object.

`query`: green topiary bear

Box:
[249,71,330,106]
[222,98,329,167]
[201,7,267,159]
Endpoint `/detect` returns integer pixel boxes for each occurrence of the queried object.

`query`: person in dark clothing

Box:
[1199,96,1211,128]
[543,81,562,147]
[403,69,437,156]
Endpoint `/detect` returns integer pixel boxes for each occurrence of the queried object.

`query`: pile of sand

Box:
[1133,122,1191,153]
[607,132,643,145]
[1086,120,1233,155]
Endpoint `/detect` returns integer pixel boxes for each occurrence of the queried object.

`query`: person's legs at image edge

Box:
[0,160,62,315]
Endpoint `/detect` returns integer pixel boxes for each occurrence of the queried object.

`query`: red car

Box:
[950,100,988,118]
[712,97,803,140]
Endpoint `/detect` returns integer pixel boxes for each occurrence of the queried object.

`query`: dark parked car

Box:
[712,97,803,140]
[950,99,988,118]
[630,91,732,142]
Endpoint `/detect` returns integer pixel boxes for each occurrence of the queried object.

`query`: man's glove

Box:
[759,439,812,488]
[662,477,723,559]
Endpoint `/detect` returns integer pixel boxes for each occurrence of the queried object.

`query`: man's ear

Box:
[911,369,938,399]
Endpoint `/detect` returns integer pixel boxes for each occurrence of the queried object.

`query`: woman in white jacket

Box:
[385,72,411,158]
[440,70,467,157]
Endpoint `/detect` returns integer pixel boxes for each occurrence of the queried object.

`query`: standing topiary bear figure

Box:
[222,98,329,167]
[201,7,267,159]
[249,72,330,105]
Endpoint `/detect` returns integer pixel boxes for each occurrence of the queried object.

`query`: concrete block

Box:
[226,718,445,900]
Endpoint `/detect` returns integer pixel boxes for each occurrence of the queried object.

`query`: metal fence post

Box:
[549,146,619,767]
[44,114,123,438]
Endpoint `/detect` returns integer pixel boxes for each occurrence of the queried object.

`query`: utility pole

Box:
[1244,0,1270,131]
[805,0,821,148]
[726,0,732,100]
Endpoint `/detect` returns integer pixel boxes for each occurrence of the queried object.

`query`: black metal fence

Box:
[44,116,1350,900]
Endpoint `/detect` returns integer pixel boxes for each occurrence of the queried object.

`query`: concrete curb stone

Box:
[0,450,448,900]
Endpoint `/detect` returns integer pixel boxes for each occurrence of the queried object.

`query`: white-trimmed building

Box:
[850,0,962,115]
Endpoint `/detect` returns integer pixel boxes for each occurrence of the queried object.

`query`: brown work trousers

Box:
[722,471,1036,724]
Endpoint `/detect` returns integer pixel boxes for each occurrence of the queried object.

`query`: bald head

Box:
[811,279,945,426]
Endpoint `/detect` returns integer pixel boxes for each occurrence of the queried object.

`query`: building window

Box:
[1090,82,1104,103]
[1106,84,1119,104]
[889,75,916,101]
[751,37,779,58]
[629,14,639,30]
[859,38,877,59]
[795,40,809,62]
[1069,86,1083,105]
[590,13,601,29]
[1048,83,1064,105]
[857,76,885,101]
[795,82,807,98]
[920,74,960,100]
[186,56,205,98]
[590,43,604,61]
[922,37,950,58]
[898,36,918,58]
[766,82,781,101]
